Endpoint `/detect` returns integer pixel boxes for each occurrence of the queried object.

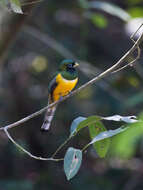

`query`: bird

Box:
[41,59,79,131]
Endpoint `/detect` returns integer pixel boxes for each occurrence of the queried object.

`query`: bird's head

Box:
[59,59,79,72]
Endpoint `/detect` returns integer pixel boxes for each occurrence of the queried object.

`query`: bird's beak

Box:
[74,62,79,67]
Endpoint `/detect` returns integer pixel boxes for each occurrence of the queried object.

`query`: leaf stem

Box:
[82,143,90,152]
[52,135,74,158]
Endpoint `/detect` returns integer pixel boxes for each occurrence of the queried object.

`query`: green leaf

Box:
[89,121,110,158]
[111,121,143,158]
[70,114,137,136]
[89,126,128,146]
[70,117,86,135]
[64,147,82,180]
[102,115,137,123]
[70,116,101,136]
[9,0,23,14]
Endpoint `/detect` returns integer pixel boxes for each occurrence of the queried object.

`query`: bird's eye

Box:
[68,64,73,68]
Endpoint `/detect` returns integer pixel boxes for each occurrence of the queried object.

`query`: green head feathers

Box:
[58,59,79,80]
[59,59,79,71]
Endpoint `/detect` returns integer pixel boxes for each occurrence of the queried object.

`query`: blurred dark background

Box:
[0,0,143,189]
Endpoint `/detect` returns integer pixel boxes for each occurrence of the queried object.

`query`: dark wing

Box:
[48,76,58,102]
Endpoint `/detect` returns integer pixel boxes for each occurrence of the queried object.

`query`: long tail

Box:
[41,105,57,131]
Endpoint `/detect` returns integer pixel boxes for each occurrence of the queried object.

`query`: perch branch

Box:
[1,26,143,131]
[4,128,63,161]
[0,24,143,161]
[24,26,125,101]
[112,23,143,73]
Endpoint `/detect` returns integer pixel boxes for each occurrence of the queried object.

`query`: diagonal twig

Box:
[112,23,143,74]
[4,128,63,161]
[1,26,143,131]
[0,24,143,161]
[24,26,124,101]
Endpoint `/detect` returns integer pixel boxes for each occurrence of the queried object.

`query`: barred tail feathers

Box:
[41,105,57,131]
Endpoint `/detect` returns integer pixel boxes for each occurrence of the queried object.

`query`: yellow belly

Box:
[53,73,78,101]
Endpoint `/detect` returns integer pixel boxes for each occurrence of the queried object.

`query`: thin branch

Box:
[52,135,74,158]
[111,47,140,73]
[4,128,63,161]
[24,26,124,101]
[0,25,143,162]
[112,24,142,74]
[0,28,143,131]
[131,23,143,39]
[82,143,90,152]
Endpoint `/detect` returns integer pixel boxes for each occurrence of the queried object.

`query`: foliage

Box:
[0,0,23,13]
[110,113,143,158]
[62,115,138,180]
[64,147,82,180]
[88,121,110,158]
[0,0,143,188]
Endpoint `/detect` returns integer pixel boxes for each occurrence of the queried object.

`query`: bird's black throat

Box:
[66,66,76,74]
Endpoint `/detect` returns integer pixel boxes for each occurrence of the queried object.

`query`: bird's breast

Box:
[53,73,78,101]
